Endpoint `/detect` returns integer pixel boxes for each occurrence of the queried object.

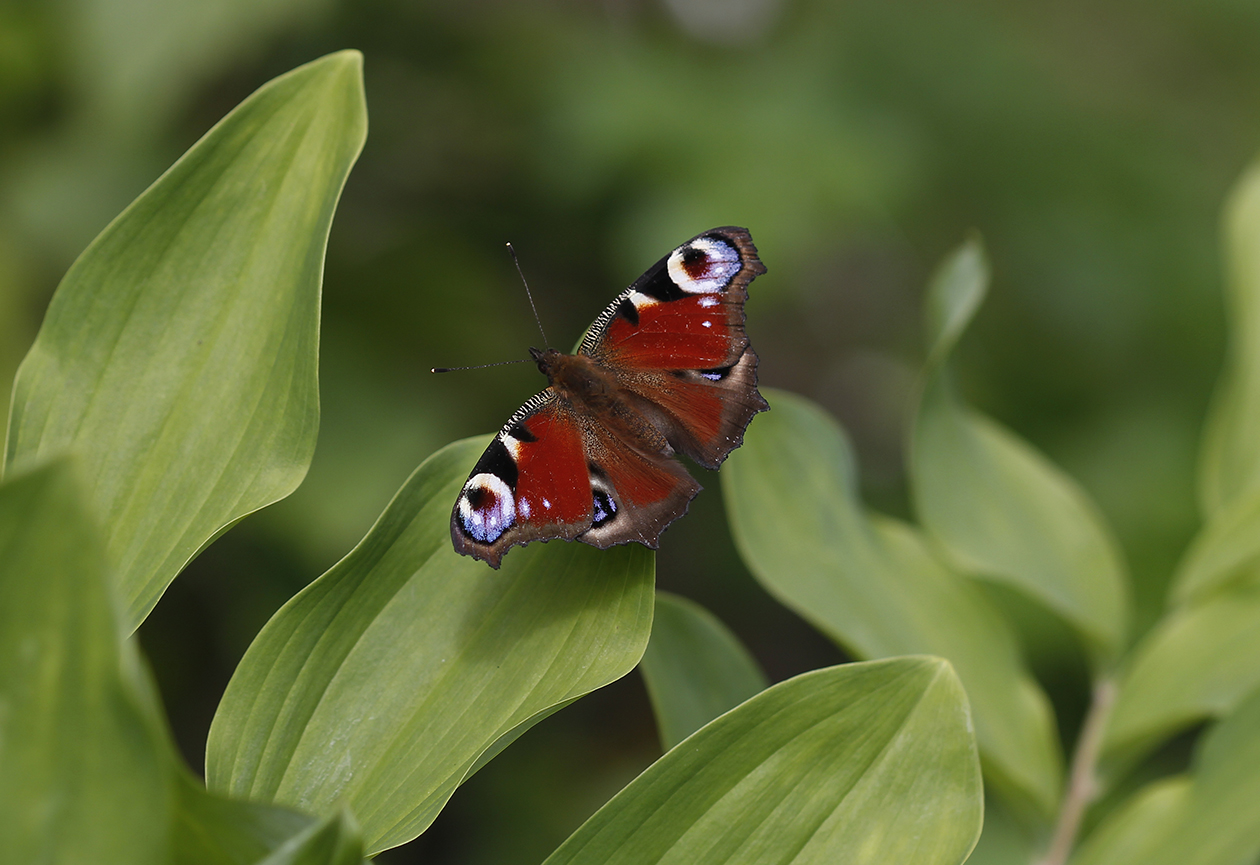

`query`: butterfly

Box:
[451,227,768,568]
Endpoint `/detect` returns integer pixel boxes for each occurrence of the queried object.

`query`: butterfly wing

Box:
[579,226,769,469]
[450,388,701,567]
[451,391,592,568]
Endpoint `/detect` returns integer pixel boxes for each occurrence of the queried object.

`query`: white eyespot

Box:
[702,320,712,328]
[520,498,531,519]
[458,473,515,543]
[667,237,741,294]
[543,498,552,509]
[698,295,719,308]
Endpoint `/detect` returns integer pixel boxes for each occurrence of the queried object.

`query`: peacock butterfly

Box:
[451,226,768,568]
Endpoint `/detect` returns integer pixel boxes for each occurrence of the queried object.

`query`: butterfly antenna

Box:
[506,242,549,347]
[431,358,532,374]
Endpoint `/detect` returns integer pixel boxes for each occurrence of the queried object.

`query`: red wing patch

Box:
[601,294,742,371]
[510,404,591,527]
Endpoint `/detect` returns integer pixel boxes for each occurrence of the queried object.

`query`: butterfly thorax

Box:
[530,346,667,454]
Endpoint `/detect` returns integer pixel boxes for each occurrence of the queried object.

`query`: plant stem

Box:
[1033,678,1117,865]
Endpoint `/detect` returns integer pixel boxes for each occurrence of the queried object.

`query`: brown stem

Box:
[1033,678,1117,865]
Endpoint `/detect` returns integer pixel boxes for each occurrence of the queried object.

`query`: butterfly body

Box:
[452,227,767,568]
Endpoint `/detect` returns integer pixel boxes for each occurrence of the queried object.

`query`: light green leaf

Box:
[1170,487,1260,605]
[639,592,767,751]
[723,389,1061,818]
[0,459,172,864]
[543,657,982,865]
[1070,777,1192,865]
[923,235,988,371]
[1079,685,1260,865]
[912,241,1129,665]
[1199,160,1260,517]
[4,51,367,631]
[206,437,655,855]
[1104,584,1260,760]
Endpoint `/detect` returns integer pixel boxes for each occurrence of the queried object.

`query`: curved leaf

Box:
[1080,685,1260,865]
[1199,160,1260,516]
[173,770,325,865]
[1070,778,1191,865]
[723,389,1061,818]
[4,51,368,630]
[639,592,767,751]
[543,657,982,865]
[206,437,655,855]
[1171,487,1260,605]
[912,241,1129,665]
[1104,584,1260,760]
[0,459,171,864]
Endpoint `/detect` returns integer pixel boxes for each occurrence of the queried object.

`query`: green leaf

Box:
[543,657,982,865]
[1170,488,1260,605]
[1069,777,1192,865]
[0,459,172,864]
[206,437,655,855]
[639,592,768,751]
[723,389,1061,818]
[172,770,322,865]
[4,51,368,631]
[1079,685,1260,865]
[912,241,1129,665]
[253,809,362,865]
[1199,160,1260,517]
[1104,584,1260,760]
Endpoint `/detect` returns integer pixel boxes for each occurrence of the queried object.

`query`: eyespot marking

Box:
[458,473,515,542]
[667,237,741,294]
[591,489,618,528]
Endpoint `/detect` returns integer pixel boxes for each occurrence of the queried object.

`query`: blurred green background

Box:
[1,0,1256,860]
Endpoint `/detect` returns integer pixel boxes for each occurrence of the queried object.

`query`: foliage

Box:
[6,7,1260,862]
[1,52,984,864]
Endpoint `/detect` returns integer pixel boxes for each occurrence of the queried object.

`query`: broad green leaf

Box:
[0,459,172,864]
[1104,584,1260,760]
[723,389,1061,818]
[543,657,982,865]
[1079,685,1260,865]
[1170,487,1260,605]
[206,437,655,855]
[912,241,1129,665]
[639,592,768,751]
[4,51,367,631]
[1200,160,1260,516]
